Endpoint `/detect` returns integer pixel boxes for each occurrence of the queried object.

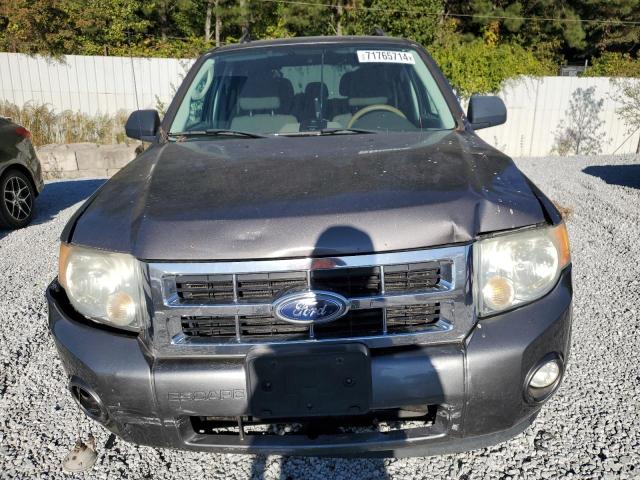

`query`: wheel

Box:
[0,169,36,229]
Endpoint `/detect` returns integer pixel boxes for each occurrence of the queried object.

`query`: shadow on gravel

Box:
[582,165,640,189]
[249,455,390,480]
[0,178,105,241]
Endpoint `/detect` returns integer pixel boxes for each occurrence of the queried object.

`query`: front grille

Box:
[312,267,381,296]
[181,314,308,340]
[386,304,440,334]
[176,275,235,301]
[181,304,440,341]
[237,272,308,300]
[384,263,441,292]
[176,272,308,302]
[151,246,468,352]
[175,263,439,303]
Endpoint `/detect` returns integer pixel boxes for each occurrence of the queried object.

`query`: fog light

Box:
[69,378,107,423]
[530,360,561,389]
[526,355,564,403]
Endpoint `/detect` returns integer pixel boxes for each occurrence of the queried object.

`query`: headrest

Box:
[275,77,294,101]
[238,76,283,111]
[305,82,329,101]
[339,66,392,99]
[239,96,281,110]
[348,96,388,107]
[339,72,355,97]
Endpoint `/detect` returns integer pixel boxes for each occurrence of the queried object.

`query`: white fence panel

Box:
[0,52,192,116]
[477,76,640,156]
[1,53,639,156]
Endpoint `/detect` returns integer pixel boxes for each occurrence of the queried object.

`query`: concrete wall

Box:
[37,143,139,179]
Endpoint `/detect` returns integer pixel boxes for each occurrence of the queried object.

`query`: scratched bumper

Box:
[47,268,572,457]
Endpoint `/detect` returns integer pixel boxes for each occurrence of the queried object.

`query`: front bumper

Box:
[47,268,572,457]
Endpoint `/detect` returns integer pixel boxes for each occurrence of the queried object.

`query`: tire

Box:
[0,169,36,229]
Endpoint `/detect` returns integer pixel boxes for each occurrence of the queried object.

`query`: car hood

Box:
[66,131,548,260]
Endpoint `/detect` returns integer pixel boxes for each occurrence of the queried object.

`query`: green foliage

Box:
[451,0,587,52]
[586,52,640,78]
[430,37,555,97]
[0,101,129,146]
[0,0,78,56]
[347,0,442,45]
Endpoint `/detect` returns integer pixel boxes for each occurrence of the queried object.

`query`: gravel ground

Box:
[0,155,639,479]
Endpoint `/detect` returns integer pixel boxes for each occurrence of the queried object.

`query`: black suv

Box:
[48,36,572,457]
[0,117,44,229]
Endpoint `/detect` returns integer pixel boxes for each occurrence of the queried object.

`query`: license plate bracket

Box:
[246,343,371,419]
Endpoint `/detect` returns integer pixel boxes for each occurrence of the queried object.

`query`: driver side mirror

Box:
[467,96,507,130]
[125,109,161,141]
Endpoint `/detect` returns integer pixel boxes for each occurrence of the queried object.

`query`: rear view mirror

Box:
[467,96,507,130]
[125,110,161,141]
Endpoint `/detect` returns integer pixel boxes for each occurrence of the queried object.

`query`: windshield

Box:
[169,44,456,136]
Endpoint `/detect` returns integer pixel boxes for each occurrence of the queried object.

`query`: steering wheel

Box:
[347,104,407,129]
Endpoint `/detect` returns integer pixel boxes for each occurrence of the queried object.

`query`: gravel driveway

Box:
[0,155,639,479]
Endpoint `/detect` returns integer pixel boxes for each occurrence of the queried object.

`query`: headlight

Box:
[58,243,147,331]
[474,223,570,316]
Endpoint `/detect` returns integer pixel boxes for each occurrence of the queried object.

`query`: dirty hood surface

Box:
[67,131,547,260]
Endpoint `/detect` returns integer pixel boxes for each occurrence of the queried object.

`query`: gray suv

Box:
[0,117,44,229]
[48,36,572,457]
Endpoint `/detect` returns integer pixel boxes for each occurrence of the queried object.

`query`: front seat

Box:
[230,77,298,134]
[333,67,392,127]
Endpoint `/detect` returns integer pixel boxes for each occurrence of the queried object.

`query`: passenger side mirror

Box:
[467,96,507,130]
[125,110,161,141]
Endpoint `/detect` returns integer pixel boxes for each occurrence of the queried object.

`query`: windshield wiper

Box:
[278,128,377,137]
[319,127,377,135]
[170,129,267,139]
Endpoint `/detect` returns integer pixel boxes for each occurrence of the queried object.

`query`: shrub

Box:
[429,39,555,98]
[586,52,640,78]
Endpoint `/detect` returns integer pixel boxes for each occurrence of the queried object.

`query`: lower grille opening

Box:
[190,405,438,438]
[180,304,440,341]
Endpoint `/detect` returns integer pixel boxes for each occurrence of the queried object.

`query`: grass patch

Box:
[0,101,129,147]
[553,201,573,221]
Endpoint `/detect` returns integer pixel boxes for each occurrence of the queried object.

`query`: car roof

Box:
[210,35,418,54]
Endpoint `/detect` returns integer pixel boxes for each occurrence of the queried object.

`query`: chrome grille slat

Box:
[148,245,472,355]
[306,270,314,340]
[380,265,387,335]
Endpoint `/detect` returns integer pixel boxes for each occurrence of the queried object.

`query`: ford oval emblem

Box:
[273,291,349,325]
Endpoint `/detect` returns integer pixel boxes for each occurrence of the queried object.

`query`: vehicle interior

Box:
[170,46,456,135]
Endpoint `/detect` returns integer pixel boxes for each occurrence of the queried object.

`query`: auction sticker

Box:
[357,50,415,64]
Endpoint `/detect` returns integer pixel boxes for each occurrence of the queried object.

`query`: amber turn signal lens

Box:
[106,291,136,326]
[481,275,515,311]
[551,223,571,268]
[58,243,72,289]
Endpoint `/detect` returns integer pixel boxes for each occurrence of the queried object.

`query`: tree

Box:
[141,0,200,41]
[577,0,640,57]
[348,0,443,45]
[552,86,607,156]
[609,79,640,154]
[61,0,149,56]
[0,0,78,55]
